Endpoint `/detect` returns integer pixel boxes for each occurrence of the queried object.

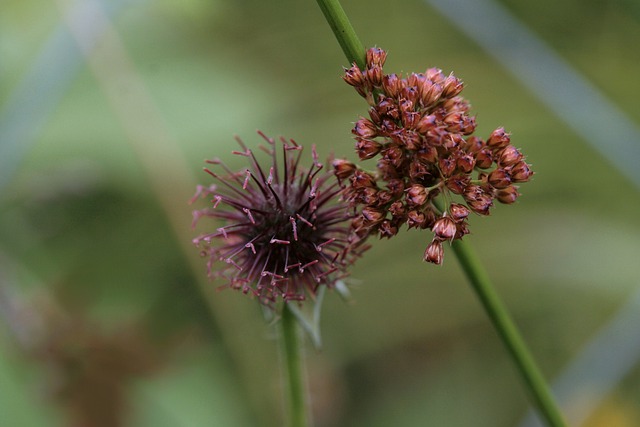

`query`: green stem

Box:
[281,303,309,427]
[315,0,366,69]
[450,238,567,427]
[313,2,568,426]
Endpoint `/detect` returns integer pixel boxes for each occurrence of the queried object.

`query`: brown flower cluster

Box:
[336,47,533,264]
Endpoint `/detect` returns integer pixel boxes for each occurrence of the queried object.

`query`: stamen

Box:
[267,167,274,185]
[242,208,255,224]
[243,169,251,189]
[300,259,319,271]
[225,258,242,271]
[289,217,298,241]
[212,195,222,208]
[316,238,336,251]
[296,214,314,228]
[270,238,290,245]
[245,242,256,254]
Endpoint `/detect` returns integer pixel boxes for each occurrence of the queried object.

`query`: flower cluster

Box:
[192,132,368,305]
[336,47,533,264]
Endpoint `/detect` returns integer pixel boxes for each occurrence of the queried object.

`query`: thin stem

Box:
[450,238,567,427]
[281,303,309,427]
[315,0,366,69]
[313,2,568,426]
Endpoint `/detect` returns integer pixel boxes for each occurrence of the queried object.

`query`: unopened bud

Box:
[343,63,365,88]
[488,168,512,189]
[366,47,387,67]
[333,159,357,180]
[510,161,533,182]
[382,73,402,98]
[446,174,470,194]
[406,184,429,206]
[487,127,511,149]
[498,145,523,167]
[497,186,519,204]
[379,219,398,238]
[407,210,426,229]
[424,239,444,265]
[350,169,376,188]
[355,138,382,160]
[475,148,494,169]
[416,114,437,133]
[361,206,385,225]
[432,216,457,240]
[353,118,378,139]
[442,74,464,98]
[365,65,383,87]
[449,203,470,221]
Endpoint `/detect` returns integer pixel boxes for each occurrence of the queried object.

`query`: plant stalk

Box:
[313,1,568,425]
[281,303,309,427]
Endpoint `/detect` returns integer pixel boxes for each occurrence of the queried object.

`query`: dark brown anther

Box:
[488,168,512,189]
[487,127,511,149]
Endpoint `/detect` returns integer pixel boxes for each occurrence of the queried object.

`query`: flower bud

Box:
[379,219,398,238]
[426,67,445,84]
[497,186,519,204]
[407,210,426,229]
[350,169,376,189]
[442,74,464,98]
[420,81,442,106]
[446,174,470,194]
[449,203,470,221]
[432,216,457,240]
[355,138,382,160]
[343,63,365,88]
[488,168,512,189]
[332,159,356,180]
[406,184,429,206]
[439,157,456,177]
[487,127,511,149]
[365,65,383,87]
[416,114,437,133]
[386,179,405,196]
[361,206,385,225]
[353,118,378,139]
[498,145,523,167]
[510,161,533,182]
[382,73,402,98]
[475,148,494,169]
[424,239,444,265]
[366,47,387,67]
[388,200,405,218]
[456,153,476,173]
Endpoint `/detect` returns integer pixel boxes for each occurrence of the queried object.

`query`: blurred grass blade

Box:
[425,0,640,190]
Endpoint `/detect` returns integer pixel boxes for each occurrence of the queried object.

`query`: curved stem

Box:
[281,303,309,427]
[313,2,568,426]
[450,238,567,427]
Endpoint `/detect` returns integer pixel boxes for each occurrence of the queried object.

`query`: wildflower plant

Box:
[191,131,368,306]
[338,47,533,264]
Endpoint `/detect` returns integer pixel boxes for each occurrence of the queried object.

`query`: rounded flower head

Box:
[192,132,368,305]
[339,47,534,264]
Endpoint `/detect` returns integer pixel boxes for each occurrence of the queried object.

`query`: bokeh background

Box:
[1,0,640,426]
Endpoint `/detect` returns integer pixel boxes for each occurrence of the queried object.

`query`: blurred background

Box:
[1,0,640,426]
